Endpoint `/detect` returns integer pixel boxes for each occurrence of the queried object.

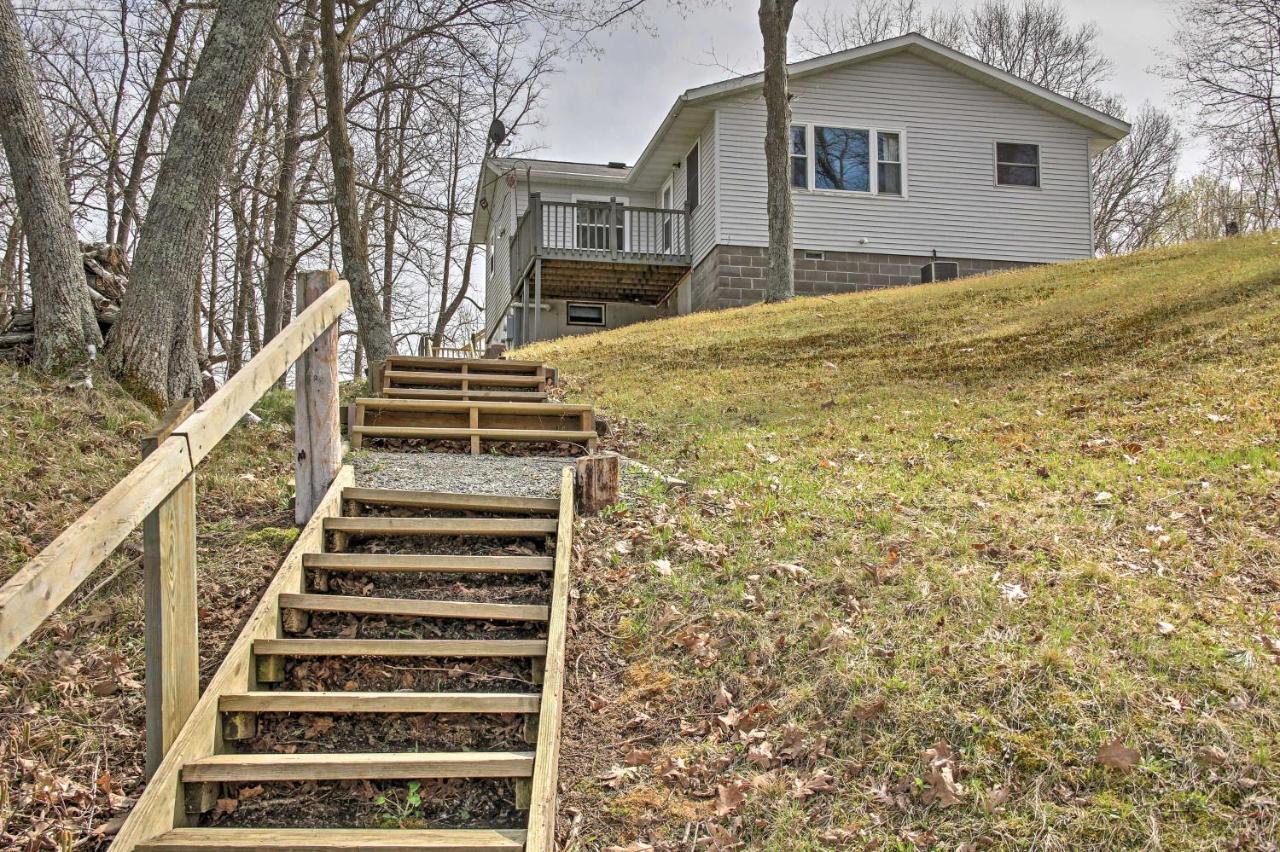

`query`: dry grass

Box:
[0,367,298,849]
[525,234,1280,850]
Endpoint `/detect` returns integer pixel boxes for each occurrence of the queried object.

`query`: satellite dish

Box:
[488,118,507,148]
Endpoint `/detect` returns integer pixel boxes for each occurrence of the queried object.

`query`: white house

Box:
[471,33,1130,347]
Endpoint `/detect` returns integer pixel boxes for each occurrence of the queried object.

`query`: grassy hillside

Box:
[0,367,298,848]
[526,234,1280,850]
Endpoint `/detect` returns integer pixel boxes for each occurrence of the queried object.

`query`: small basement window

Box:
[996,142,1040,187]
[566,302,606,326]
[803,250,825,260]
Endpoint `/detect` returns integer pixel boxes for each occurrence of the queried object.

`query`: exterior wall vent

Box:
[921,261,959,283]
[803,250,825,260]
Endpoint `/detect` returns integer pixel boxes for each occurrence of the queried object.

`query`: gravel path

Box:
[351,451,570,497]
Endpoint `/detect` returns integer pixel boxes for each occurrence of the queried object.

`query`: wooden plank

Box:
[219,691,541,714]
[383,370,543,387]
[109,467,353,852]
[526,467,576,852]
[253,638,547,658]
[382,388,549,402]
[385,354,544,372]
[323,516,558,536]
[278,593,549,622]
[177,280,350,465]
[353,397,592,415]
[349,426,597,443]
[140,399,198,779]
[181,751,535,782]
[294,270,342,524]
[0,436,192,661]
[340,487,558,514]
[138,828,527,850]
[302,553,554,574]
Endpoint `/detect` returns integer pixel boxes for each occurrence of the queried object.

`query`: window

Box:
[996,142,1040,187]
[686,143,701,210]
[790,126,808,188]
[792,125,905,194]
[877,132,902,196]
[814,126,870,192]
[661,180,674,250]
[566,302,605,326]
[803,250,825,260]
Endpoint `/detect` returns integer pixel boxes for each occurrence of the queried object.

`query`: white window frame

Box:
[565,301,606,327]
[571,193,630,251]
[791,124,908,199]
[993,141,1041,189]
[660,176,675,251]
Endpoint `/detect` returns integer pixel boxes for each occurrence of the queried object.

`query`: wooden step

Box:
[355,397,591,415]
[324,516,558,537]
[253,638,547,658]
[219,691,541,715]
[350,425,596,443]
[342,487,559,514]
[383,370,544,388]
[303,552,555,574]
[382,388,549,402]
[278,592,550,622]
[386,354,545,373]
[139,828,527,851]
[181,751,535,782]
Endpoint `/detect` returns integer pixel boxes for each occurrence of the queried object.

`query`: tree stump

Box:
[575,454,620,515]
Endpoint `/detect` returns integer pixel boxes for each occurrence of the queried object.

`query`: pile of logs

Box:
[0,242,128,354]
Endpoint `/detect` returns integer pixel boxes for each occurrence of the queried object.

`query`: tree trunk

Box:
[263,2,320,344]
[105,0,281,408]
[0,221,21,330]
[320,0,394,367]
[759,0,797,303]
[0,0,101,372]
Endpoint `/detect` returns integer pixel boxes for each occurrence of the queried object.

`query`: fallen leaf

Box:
[791,768,835,799]
[651,558,672,576]
[1195,746,1228,766]
[1001,582,1029,602]
[624,748,653,767]
[1097,739,1140,771]
[921,742,965,807]
[598,765,638,789]
[1157,621,1177,636]
[715,780,749,815]
[851,698,887,722]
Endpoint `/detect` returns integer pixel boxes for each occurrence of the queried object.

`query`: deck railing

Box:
[0,270,349,776]
[492,193,691,344]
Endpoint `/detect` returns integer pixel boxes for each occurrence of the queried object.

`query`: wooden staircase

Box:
[128,477,575,851]
[351,357,597,454]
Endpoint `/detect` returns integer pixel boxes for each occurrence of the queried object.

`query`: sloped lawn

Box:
[527,234,1280,850]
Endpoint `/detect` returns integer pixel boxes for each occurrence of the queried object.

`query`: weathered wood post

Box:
[142,398,197,778]
[294,269,342,524]
[575,454,620,515]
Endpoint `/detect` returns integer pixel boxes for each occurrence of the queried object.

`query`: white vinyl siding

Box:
[714,51,1095,262]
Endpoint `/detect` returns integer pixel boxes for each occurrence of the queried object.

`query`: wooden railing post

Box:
[142,398,197,779]
[294,269,342,524]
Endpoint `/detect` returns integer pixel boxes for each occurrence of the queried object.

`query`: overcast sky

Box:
[525,0,1204,173]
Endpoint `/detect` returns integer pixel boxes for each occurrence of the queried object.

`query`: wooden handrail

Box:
[0,276,350,661]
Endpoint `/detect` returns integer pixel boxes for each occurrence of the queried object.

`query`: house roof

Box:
[472,33,1131,238]
[627,32,1130,188]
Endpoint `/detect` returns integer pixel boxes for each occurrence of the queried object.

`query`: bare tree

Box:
[106,0,281,407]
[320,0,394,372]
[759,0,798,302]
[0,0,99,372]
[1092,104,1182,254]
[1163,0,1280,226]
